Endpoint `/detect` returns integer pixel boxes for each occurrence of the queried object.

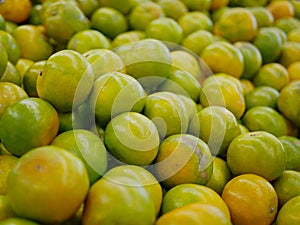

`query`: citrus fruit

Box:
[0,0,32,24]
[102,164,163,216]
[245,86,280,109]
[91,7,128,39]
[178,95,198,123]
[278,41,300,67]
[277,81,300,128]
[206,157,232,195]
[88,71,146,128]
[157,68,201,102]
[15,58,34,82]
[29,4,42,25]
[0,218,39,225]
[12,25,53,61]
[200,41,244,78]
[287,61,300,81]
[178,11,213,37]
[0,154,19,195]
[234,41,262,79]
[227,131,287,181]
[180,0,211,11]
[57,100,93,133]
[253,62,289,91]
[253,27,284,63]
[275,17,300,34]
[181,30,215,56]
[0,195,16,221]
[273,170,300,207]
[199,74,246,119]
[51,129,108,184]
[0,82,28,119]
[0,42,8,77]
[0,30,20,65]
[0,13,5,30]
[247,6,274,28]
[76,0,99,17]
[278,136,300,168]
[41,1,90,44]
[214,7,258,43]
[0,98,59,156]
[161,183,230,219]
[242,106,287,137]
[189,105,241,156]
[156,203,231,225]
[143,92,188,139]
[83,48,125,80]
[287,28,300,42]
[128,1,165,31]
[82,175,156,225]
[6,146,89,224]
[111,30,146,48]
[154,134,213,189]
[37,49,94,113]
[170,50,203,80]
[157,0,188,20]
[229,0,268,7]
[67,29,111,54]
[146,17,183,44]
[222,174,278,225]
[240,78,255,95]
[267,0,295,20]
[276,195,300,225]
[210,0,229,11]
[98,0,142,15]
[23,60,46,97]
[0,61,22,86]
[113,39,171,90]
[104,112,160,166]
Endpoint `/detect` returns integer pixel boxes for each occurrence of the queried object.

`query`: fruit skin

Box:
[82,175,156,225]
[0,154,19,195]
[161,183,231,219]
[143,92,189,139]
[155,203,231,225]
[189,105,241,156]
[6,146,90,224]
[222,174,278,225]
[0,97,59,156]
[0,82,28,119]
[103,165,163,216]
[276,195,300,225]
[113,38,171,90]
[0,217,39,225]
[0,42,8,78]
[277,81,300,128]
[200,41,244,78]
[0,0,32,24]
[51,129,108,184]
[214,7,258,43]
[12,25,54,61]
[37,49,94,113]
[104,112,160,166]
[278,136,300,171]
[41,1,90,44]
[273,170,300,207]
[242,106,287,137]
[154,134,213,189]
[88,71,146,128]
[227,131,287,181]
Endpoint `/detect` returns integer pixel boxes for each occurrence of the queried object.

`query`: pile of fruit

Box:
[0,0,300,224]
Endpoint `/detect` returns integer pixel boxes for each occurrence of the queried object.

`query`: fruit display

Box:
[0,0,300,224]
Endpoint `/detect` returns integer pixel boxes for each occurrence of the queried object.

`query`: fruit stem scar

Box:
[35,164,41,171]
[39,71,43,76]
